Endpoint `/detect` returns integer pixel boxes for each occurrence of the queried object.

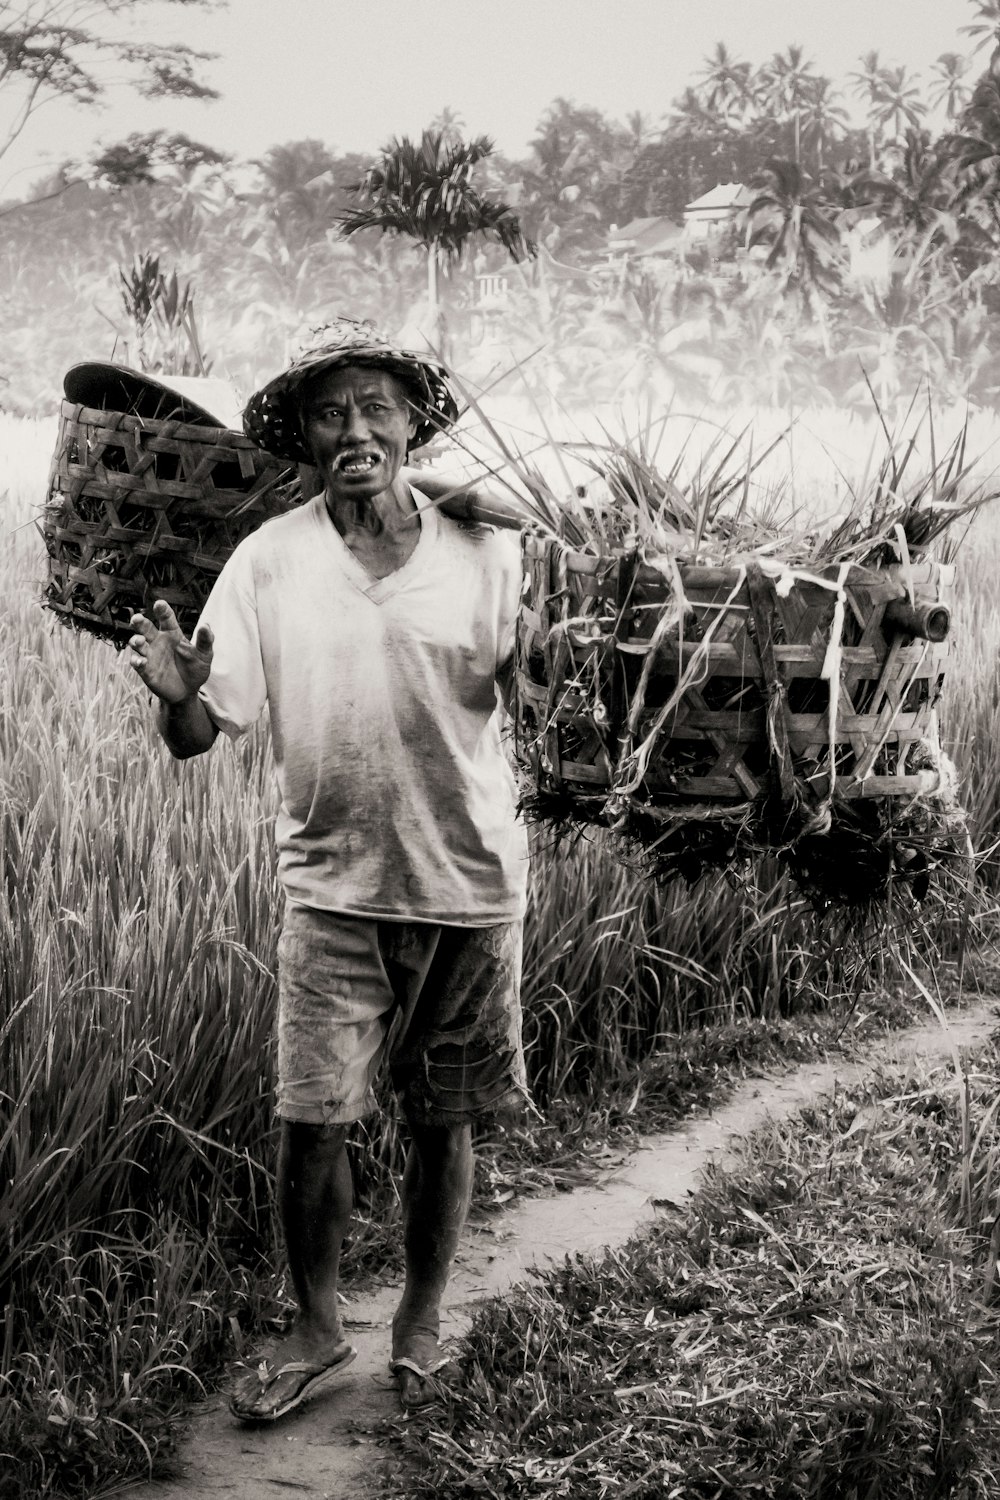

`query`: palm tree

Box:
[337,130,535,352]
[798,77,849,174]
[520,100,625,251]
[942,46,1000,253]
[747,159,842,336]
[930,53,972,121]
[698,42,756,124]
[961,1,1000,52]
[874,66,927,144]
[624,110,657,154]
[848,51,889,168]
[854,131,958,242]
[761,45,819,163]
[253,140,341,246]
[427,106,467,149]
[667,86,718,137]
[598,267,721,403]
[838,231,964,408]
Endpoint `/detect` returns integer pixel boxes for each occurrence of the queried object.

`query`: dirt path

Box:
[132,1001,999,1500]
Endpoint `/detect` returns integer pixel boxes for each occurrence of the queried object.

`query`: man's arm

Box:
[129,600,219,760]
[156,694,220,760]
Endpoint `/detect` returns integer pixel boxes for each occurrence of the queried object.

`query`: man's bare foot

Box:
[230,1326,356,1422]
[390,1323,456,1411]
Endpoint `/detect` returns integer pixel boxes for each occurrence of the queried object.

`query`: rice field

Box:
[3,403,1000,1495]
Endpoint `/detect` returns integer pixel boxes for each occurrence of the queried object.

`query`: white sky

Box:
[0,0,981,195]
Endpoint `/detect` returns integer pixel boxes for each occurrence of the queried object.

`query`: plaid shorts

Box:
[276,904,528,1127]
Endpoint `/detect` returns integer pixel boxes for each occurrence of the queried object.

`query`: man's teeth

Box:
[340,454,379,473]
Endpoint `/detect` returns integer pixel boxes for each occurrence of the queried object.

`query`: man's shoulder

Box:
[426,497,520,564]
[233,495,318,561]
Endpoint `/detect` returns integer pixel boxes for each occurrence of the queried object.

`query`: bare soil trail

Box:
[131,1001,1000,1500]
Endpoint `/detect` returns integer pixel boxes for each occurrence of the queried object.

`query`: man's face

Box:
[300,365,417,503]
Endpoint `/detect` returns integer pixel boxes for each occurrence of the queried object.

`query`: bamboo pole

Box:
[299,463,532,532]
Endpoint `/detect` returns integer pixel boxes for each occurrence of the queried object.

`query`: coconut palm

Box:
[253,140,343,248]
[938,41,1000,242]
[962,0,1000,52]
[849,53,886,168]
[761,46,820,163]
[838,231,966,408]
[798,77,849,175]
[930,53,972,121]
[854,131,958,242]
[427,106,467,149]
[598,266,722,403]
[874,66,927,144]
[747,159,842,336]
[624,110,657,154]
[337,130,535,353]
[717,287,832,407]
[520,100,627,250]
[697,43,757,125]
[667,86,719,138]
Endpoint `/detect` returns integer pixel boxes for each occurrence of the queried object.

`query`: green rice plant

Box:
[1,406,998,1495]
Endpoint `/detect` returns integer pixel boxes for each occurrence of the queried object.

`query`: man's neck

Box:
[325,478,417,540]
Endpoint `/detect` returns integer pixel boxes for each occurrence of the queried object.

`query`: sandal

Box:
[388,1352,456,1412]
[230,1342,357,1422]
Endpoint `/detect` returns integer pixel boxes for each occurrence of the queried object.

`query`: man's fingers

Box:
[129,613,158,642]
[193,623,214,653]
[152,599,181,632]
[176,635,213,666]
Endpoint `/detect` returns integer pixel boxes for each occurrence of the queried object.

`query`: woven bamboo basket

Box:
[514,535,953,815]
[41,399,296,642]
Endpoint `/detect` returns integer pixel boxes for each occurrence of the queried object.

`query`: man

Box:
[128,318,530,1419]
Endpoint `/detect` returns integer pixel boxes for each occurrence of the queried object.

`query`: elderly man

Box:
[128,318,529,1419]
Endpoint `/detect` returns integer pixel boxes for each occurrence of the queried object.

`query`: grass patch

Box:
[385,1035,1000,1499]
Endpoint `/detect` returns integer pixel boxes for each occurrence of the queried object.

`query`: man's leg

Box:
[391,1116,474,1408]
[231,1119,355,1419]
[280,1119,353,1344]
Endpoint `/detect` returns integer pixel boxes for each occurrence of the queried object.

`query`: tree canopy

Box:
[0,0,221,166]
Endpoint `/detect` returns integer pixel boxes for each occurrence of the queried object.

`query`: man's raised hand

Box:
[129,600,214,704]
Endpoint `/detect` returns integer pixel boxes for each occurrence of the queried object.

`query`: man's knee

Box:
[405,1116,472,1166]
[280,1117,350,1164]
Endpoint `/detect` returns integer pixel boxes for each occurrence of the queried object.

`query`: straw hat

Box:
[242,317,459,463]
[63,363,245,430]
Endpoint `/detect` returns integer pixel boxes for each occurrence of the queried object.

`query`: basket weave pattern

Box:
[42,401,296,641]
[515,535,951,812]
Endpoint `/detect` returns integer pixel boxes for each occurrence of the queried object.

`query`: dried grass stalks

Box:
[459,394,993,906]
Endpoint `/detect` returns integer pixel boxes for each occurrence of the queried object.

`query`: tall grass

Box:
[3,407,1000,1494]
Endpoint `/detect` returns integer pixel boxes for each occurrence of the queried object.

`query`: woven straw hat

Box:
[64,363,245,430]
[242,317,459,463]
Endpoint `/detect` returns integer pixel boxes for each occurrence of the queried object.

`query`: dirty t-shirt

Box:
[195,490,529,924]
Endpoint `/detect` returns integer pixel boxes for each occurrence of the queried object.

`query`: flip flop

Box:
[230,1343,357,1423]
[388,1353,456,1412]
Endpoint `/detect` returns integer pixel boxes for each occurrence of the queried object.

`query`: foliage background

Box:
[5,8,1000,418]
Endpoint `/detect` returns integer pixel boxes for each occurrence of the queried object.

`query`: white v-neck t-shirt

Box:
[196,490,528,924]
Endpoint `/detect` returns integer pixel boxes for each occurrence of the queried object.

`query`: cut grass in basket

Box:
[445,378,997,909]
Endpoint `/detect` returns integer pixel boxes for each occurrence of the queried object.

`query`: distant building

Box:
[682,183,753,244]
[607,216,685,261]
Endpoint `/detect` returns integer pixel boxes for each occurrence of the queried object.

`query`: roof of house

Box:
[609,216,684,255]
[684,182,753,215]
